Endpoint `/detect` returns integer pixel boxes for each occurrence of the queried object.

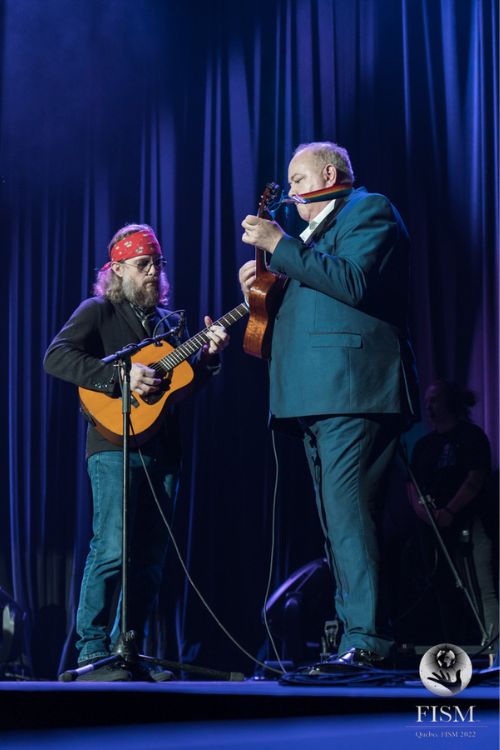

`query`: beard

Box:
[122,275,160,308]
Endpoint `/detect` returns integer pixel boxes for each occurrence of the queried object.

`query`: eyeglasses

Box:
[120,258,166,273]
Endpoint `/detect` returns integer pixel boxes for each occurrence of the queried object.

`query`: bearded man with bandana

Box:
[44,223,229,680]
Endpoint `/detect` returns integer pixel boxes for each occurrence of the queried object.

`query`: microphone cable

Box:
[135,437,285,676]
[117,337,287,675]
[260,425,287,673]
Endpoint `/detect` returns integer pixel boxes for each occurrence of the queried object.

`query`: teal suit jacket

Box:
[268,186,419,423]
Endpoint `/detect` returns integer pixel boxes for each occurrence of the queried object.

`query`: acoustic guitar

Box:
[79,303,249,446]
[243,183,287,359]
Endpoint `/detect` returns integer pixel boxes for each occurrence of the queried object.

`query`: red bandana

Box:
[110,229,161,262]
[100,229,162,271]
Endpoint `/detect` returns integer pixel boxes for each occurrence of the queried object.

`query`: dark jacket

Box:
[43,296,218,456]
[268,187,419,424]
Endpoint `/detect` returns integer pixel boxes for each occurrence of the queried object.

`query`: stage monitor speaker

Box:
[263,558,337,664]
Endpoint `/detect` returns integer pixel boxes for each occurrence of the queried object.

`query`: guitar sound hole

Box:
[140,372,171,405]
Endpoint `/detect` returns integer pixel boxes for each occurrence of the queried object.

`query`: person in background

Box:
[409,379,498,648]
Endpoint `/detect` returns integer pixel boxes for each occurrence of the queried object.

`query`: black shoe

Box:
[128,662,175,682]
[307,648,387,674]
[150,667,175,682]
[75,662,132,682]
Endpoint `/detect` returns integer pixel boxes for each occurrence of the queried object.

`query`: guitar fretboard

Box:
[154,302,249,373]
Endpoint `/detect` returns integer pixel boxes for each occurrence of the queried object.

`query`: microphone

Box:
[166,311,185,345]
[151,309,186,339]
[175,310,186,340]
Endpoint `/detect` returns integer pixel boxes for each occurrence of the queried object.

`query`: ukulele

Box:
[243,183,287,359]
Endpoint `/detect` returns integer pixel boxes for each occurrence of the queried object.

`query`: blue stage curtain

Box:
[0,0,497,677]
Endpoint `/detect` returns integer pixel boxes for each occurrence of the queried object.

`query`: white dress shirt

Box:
[299,199,337,243]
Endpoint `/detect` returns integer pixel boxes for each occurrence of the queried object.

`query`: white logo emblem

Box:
[419,643,472,696]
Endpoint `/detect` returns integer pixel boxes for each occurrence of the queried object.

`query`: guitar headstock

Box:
[257,182,281,219]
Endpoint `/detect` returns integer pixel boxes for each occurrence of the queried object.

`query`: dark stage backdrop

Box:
[1,0,497,677]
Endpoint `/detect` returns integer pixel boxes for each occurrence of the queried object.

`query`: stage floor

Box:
[0,678,498,749]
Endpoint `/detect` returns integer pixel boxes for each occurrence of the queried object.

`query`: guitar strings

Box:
[153,305,249,372]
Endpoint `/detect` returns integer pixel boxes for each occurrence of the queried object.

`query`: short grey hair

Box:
[293,141,355,183]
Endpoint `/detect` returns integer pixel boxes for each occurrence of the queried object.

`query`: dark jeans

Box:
[76,450,179,663]
[300,414,401,657]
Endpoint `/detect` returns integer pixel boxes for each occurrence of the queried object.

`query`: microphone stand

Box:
[60,328,243,683]
[401,446,488,643]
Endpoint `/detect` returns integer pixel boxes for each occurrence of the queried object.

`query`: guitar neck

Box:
[255,247,268,275]
[255,199,274,274]
[157,302,249,372]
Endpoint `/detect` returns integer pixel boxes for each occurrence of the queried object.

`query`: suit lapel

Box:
[305,196,349,247]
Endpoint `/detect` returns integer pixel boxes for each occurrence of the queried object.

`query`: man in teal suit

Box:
[239,141,418,670]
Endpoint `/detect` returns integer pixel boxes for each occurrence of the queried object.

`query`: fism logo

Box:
[419,643,473,697]
[416,705,477,724]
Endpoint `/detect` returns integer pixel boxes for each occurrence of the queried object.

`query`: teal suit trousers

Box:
[300,413,401,657]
